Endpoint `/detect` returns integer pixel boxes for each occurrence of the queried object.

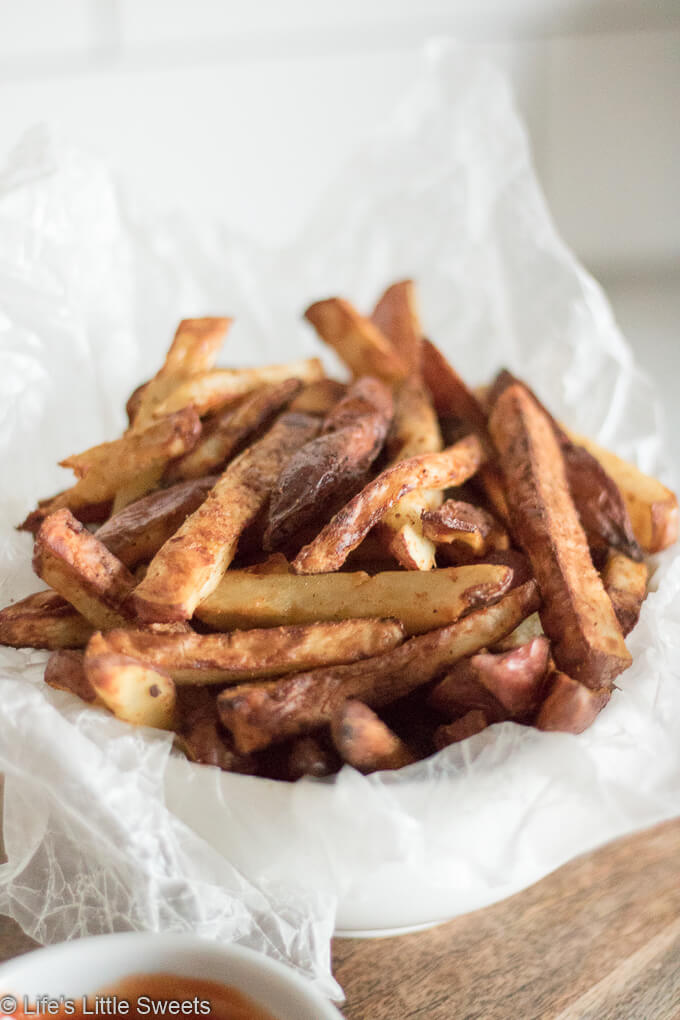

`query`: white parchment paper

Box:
[0,43,678,998]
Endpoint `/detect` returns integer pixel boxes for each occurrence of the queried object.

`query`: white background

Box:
[1,0,678,464]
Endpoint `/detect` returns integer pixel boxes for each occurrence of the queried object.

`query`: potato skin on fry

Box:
[331,700,417,773]
[489,384,631,689]
[0,590,93,649]
[370,279,422,376]
[602,551,648,637]
[434,710,490,750]
[534,671,611,734]
[44,649,98,703]
[305,298,409,383]
[422,499,508,558]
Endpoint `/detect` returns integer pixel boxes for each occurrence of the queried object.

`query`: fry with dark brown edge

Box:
[535,671,611,734]
[0,590,93,649]
[85,633,177,730]
[489,384,631,688]
[331,700,417,773]
[44,649,98,703]
[33,509,136,630]
[602,551,648,636]
[305,298,409,383]
[292,434,484,574]
[434,710,490,750]
[132,412,320,622]
[174,687,257,774]
[422,499,509,559]
[91,618,405,684]
[370,279,422,376]
[197,563,512,635]
[421,338,489,434]
[217,579,539,752]
[166,378,302,482]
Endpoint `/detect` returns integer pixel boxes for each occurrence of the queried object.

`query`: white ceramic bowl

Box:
[0,933,343,1020]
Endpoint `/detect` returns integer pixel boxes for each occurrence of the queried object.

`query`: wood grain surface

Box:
[1,815,679,1019]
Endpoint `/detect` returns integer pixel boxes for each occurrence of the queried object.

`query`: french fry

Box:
[421,338,489,434]
[19,495,112,535]
[331,700,417,773]
[535,671,611,733]
[0,590,93,649]
[196,563,513,635]
[85,632,176,730]
[92,618,405,684]
[602,551,648,636]
[288,378,347,416]
[44,649,98,703]
[217,580,539,752]
[422,499,509,558]
[265,377,393,550]
[286,736,340,780]
[166,378,303,482]
[434,711,490,750]
[95,476,218,567]
[305,298,409,383]
[132,413,320,622]
[33,509,136,630]
[489,384,632,688]
[491,611,544,652]
[151,358,325,419]
[370,279,423,376]
[174,687,257,773]
[292,434,484,574]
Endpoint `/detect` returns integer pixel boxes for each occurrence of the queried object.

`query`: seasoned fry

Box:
[44,649,98,703]
[166,378,302,482]
[265,377,393,550]
[0,590,92,649]
[217,580,539,752]
[93,618,405,684]
[33,509,136,630]
[489,384,631,688]
[434,711,490,750]
[288,379,346,416]
[602,551,648,636]
[305,298,409,383]
[535,671,611,734]
[370,279,422,376]
[331,700,417,773]
[422,499,509,558]
[95,476,218,568]
[85,635,177,730]
[292,434,484,574]
[132,413,320,622]
[196,563,513,635]
[151,359,325,419]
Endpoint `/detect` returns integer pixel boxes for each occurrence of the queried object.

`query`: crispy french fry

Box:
[19,496,113,535]
[421,338,489,434]
[602,552,648,637]
[0,590,93,649]
[370,280,422,376]
[535,671,611,733]
[166,378,302,482]
[422,499,509,558]
[288,379,347,416]
[489,384,631,688]
[331,700,417,773]
[33,509,136,630]
[217,580,539,752]
[151,359,325,419]
[44,649,98,703]
[305,298,409,383]
[196,563,512,635]
[434,711,490,750]
[93,618,405,684]
[292,434,484,574]
[132,413,320,622]
[85,632,176,730]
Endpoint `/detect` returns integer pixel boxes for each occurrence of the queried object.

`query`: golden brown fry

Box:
[535,671,611,734]
[422,499,509,558]
[217,580,539,752]
[331,700,417,773]
[288,378,346,416]
[0,590,93,649]
[421,338,489,434]
[196,563,512,635]
[434,710,490,750]
[93,618,405,685]
[132,413,320,622]
[305,298,409,383]
[44,649,98,703]
[166,378,303,482]
[489,384,631,688]
[602,551,648,637]
[85,632,176,730]
[292,434,484,574]
[33,509,136,630]
[370,280,422,376]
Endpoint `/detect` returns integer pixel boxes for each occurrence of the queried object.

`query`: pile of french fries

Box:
[2,282,677,781]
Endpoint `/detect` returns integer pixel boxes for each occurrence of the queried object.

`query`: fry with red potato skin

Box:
[217,580,539,752]
[292,434,484,575]
[422,499,509,558]
[132,413,320,623]
[0,590,93,649]
[44,649,98,703]
[602,551,648,636]
[288,379,347,416]
[370,279,422,376]
[166,378,302,482]
[305,298,409,383]
[434,710,489,750]
[489,384,631,688]
[94,476,218,568]
[197,563,512,635]
[535,671,611,734]
[85,634,177,730]
[331,700,417,773]
[19,496,112,535]
[33,509,136,630]
[429,666,507,723]
[93,617,405,684]
[265,377,393,551]
[151,359,325,419]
